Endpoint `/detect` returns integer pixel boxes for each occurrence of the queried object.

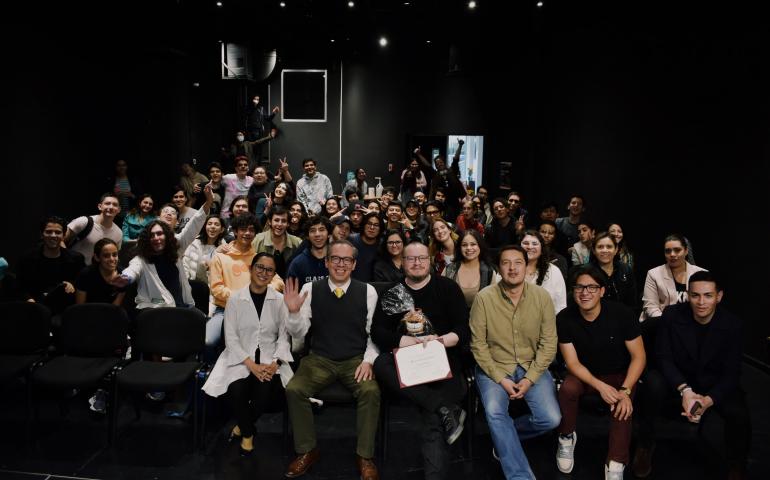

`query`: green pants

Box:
[285,353,381,458]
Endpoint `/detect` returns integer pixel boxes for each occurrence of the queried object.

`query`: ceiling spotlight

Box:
[468,1,477,9]
[537,1,543,7]
[426,40,431,44]
[280,2,286,7]
[330,39,336,43]
[403,1,410,5]
[379,36,388,47]
[348,1,355,7]
[216,1,222,6]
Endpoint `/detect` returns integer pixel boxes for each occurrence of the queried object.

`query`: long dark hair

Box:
[454,229,491,266]
[521,229,551,286]
[129,193,155,217]
[137,220,179,263]
[197,215,226,245]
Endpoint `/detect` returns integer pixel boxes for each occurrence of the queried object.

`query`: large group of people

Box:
[3,136,751,480]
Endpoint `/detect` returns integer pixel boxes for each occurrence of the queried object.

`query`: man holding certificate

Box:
[470,245,561,480]
[372,240,470,480]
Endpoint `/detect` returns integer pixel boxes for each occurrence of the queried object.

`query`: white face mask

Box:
[236,135,245,142]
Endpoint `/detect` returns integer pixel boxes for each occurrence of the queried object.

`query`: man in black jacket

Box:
[634,271,750,480]
[372,240,469,480]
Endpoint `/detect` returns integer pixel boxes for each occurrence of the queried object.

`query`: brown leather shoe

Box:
[357,456,379,480]
[285,448,320,478]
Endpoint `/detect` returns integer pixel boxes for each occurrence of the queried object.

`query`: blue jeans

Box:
[475,365,561,480]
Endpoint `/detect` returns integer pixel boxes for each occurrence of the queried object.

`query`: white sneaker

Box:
[556,432,577,473]
[88,389,107,414]
[605,460,625,480]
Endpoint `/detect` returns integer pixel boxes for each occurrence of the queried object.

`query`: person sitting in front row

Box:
[555,265,646,480]
[202,253,294,456]
[283,240,381,480]
[372,240,470,480]
[634,271,750,480]
[470,245,561,480]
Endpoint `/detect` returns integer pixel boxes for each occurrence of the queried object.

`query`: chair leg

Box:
[192,373,199,451]
[25,378,33,452]
[109,383,120,447]
[381,397,390,461]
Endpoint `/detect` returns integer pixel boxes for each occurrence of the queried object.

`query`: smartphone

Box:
[688,400,702,416]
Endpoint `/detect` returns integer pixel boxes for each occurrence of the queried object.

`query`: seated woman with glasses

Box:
[443,230,499,308]
[374,230,406,282]
[555,265,646,479]
[520,230,567,314]
[203,253,295,456]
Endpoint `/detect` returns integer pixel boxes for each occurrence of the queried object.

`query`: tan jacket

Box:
[640,262,706,322]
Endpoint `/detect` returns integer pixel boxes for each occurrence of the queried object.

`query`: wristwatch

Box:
[619,387,632,396]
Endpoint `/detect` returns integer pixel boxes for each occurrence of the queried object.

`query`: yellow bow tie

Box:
[334,288,344,299]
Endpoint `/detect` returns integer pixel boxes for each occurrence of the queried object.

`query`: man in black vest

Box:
[372,240,469,480]
[284,239,381,480]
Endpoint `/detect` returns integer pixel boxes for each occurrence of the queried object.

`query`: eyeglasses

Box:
[573,284,601,294]
[425,210,440,216]
[387,240,403,246]
[404,255,430,264]
[365,222,381,228]
[253,264,275,274]
[328,255,355,266]
[161,209,178,216]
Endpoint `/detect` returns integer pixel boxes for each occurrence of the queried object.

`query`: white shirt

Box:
[525,263,567,314]
[286,278,380,364]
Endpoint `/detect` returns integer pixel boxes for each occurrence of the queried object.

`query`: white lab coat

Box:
[202,285,295,397]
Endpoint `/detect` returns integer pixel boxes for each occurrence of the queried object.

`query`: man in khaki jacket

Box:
[470,244,560,479]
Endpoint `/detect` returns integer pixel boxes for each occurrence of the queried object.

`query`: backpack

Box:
[66,216,95,247]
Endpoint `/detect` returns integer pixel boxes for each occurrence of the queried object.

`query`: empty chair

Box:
[30,303,128,443]
[0,302,51,384]
[112,307,206,448]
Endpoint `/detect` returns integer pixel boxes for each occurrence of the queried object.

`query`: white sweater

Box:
[122,207,207,309]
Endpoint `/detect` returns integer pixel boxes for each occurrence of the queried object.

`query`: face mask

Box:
[237,135,244,142]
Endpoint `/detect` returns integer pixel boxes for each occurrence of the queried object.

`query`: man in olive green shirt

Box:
[470,244,560,479]
[251,205,302,278]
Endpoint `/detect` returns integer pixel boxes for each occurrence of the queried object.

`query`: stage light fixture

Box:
[379,36,388,47]
[537,1,543,7]
[426,40,431,44]
[331,39,336,42]
[468,1,477,9]
[216,1,222,6]
[280,2,286,7]
[348,1,355,7]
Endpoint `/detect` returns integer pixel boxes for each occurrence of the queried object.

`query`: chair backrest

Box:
[0,301,51,354]
[189,279,210,316]
[59,303,129,356]
[134,307,206,358]
[368,281,396,298]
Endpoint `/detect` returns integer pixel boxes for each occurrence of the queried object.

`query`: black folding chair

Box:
[0,302,51,385]
[30,303,128,445]
[112,307,206,449]
[189,279,210,316]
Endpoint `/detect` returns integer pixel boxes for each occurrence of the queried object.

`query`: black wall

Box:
[2,5,768,362]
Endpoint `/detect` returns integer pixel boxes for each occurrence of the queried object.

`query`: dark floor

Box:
[1,363,769,480]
